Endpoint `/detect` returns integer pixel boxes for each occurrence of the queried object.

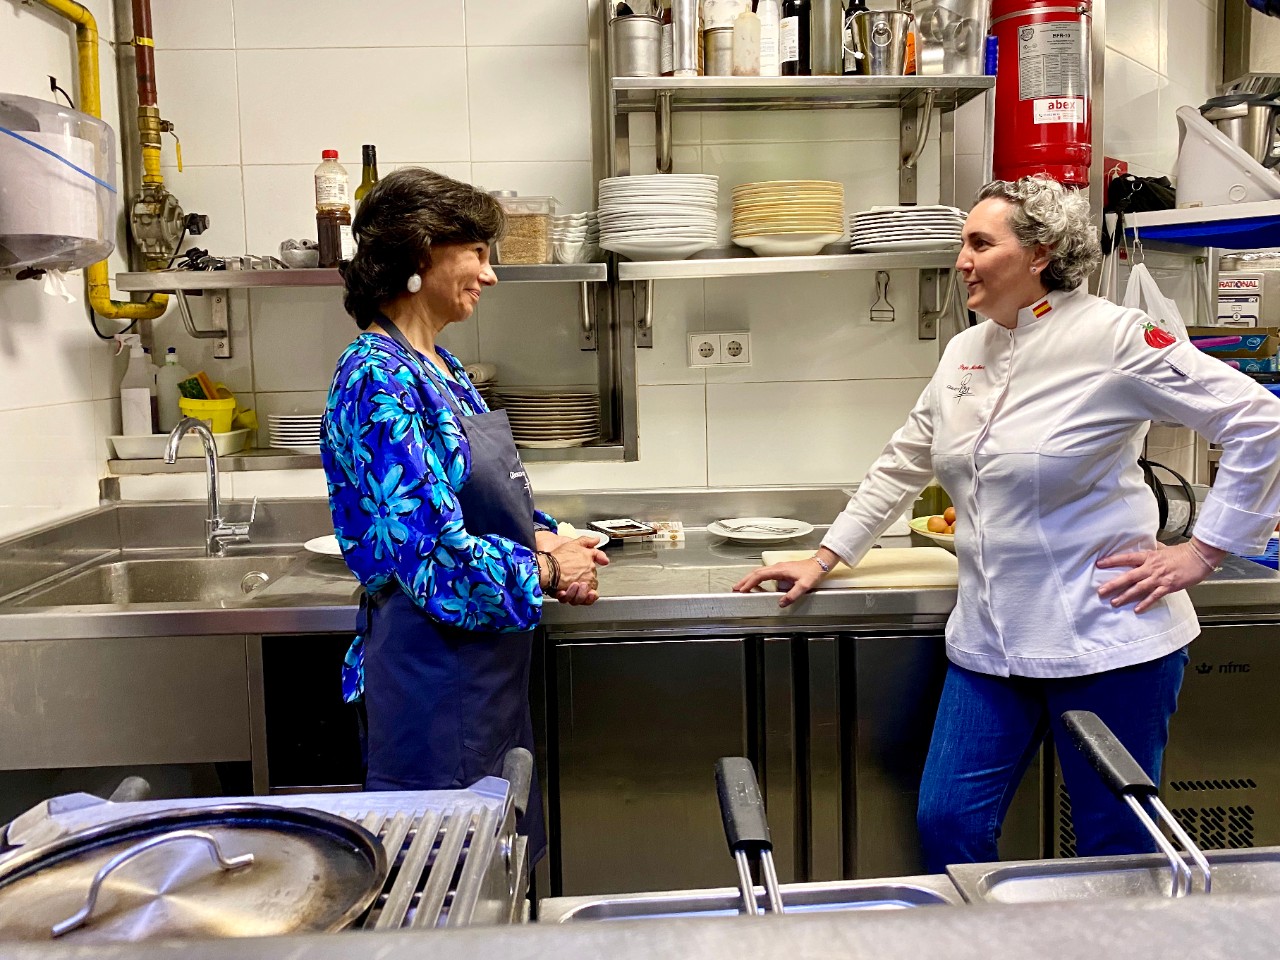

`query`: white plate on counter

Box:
[708,517,815,544]
[303,535,344,558]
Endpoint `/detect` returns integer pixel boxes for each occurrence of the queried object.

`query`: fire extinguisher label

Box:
[1016,22,1086,100]
[1033,97,1086,123]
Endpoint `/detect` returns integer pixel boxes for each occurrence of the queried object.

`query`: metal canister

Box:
[853,9,912,75]
[704,26,735,76]
[609,15,662,78]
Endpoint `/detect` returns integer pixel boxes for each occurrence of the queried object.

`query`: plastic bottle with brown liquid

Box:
[315,149,354,267]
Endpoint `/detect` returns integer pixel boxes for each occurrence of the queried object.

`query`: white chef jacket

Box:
[822,285,1280,678]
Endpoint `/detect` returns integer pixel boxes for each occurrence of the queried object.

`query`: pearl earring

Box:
[407,273,422,293]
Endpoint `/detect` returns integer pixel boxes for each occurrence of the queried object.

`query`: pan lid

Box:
[0,804,386,944]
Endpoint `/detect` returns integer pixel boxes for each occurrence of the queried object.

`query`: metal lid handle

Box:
[51,829,255,938]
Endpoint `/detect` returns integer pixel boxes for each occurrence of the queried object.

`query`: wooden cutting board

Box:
[759,547,958,589]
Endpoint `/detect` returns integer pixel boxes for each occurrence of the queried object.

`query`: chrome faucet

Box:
[164,417,256,557]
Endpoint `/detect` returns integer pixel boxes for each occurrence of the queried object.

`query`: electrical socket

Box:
[688,333,721,367]
[720,332,751,364]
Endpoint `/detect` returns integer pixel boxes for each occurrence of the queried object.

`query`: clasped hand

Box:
[536,531,608,606]
[1096,540,1224,614]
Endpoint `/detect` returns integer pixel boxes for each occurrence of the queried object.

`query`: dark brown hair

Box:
[340,167,506,328]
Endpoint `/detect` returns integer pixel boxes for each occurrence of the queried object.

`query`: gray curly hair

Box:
[975,176,1101,291]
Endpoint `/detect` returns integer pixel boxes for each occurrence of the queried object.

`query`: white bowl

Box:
[601,237,717,261]
[733,232,844,256]
[109,429,250,460]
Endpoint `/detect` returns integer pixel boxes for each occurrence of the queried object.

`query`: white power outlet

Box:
[720,332,751,364]
[688,333,721,366]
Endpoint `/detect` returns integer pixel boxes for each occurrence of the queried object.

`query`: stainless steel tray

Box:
[947,846,1280,904]
[539,874,962,922]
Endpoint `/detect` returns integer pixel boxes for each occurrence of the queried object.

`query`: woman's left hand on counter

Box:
[1095,539,1227,614]
[548,536,609,607]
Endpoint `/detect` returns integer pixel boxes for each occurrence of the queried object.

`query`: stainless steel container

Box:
[854,10,913,76]
[672,0,699,76]
[704,26,735,76]
[610,15,662,78]
[1200,93,1280,169]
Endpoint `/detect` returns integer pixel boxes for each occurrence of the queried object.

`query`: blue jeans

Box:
[917,648,1189,873]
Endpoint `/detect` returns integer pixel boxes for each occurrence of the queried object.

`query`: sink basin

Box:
[13,555,300,607]
[539,877,961,922]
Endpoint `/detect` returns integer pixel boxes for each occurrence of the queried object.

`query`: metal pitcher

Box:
[853,10,913,76]
[1201,93,1280,169]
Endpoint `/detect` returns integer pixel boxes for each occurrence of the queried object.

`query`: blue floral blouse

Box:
[321,332,557,702]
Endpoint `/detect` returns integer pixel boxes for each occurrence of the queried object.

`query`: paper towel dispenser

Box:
[0,93,117,277]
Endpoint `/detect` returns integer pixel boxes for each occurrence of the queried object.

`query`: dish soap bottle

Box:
[156,347,190,432]
[118,335,153,436]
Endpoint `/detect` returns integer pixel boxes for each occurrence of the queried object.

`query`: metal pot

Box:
[853,10,913,76]
[1200,92,1280,169]
[0,804,387,943]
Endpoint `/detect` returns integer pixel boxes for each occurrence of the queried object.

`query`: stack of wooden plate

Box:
[731,180,845,257]
[494,387,599,449]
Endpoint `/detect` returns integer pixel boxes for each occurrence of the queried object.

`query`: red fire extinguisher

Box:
[990,0,1092,187]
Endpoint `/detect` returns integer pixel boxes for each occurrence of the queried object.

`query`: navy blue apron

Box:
[361,315,545,861]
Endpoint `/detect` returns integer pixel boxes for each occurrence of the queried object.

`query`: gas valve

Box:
[130,182,185,269]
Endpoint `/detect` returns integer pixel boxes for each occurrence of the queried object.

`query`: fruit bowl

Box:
[909,516,956,550]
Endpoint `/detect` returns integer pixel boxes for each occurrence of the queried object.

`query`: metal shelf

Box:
[109,443,627,474]
[114,263,608,292]
[611,75,994,113]
[1124,200,1280,250]
[617,250,959,280]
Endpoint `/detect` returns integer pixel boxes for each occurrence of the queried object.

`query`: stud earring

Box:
[407,273,422,293]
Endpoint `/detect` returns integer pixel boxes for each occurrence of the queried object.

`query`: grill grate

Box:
[350,805,491,930]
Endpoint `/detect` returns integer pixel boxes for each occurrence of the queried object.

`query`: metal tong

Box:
[714,757,784,916]
[1063,711,1212,897]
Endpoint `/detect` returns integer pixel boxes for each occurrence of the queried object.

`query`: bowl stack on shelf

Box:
[551,212,602,264]
[731,180,846,257]
[598,174,719,261]
[268,413,323,453]
[849,205,966,253]
[464,362,499,407]
[493,387,600,449]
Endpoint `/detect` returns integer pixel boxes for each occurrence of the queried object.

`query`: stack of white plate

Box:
[495,388,599,449]
[598,174,718,262]
[268,413,323,453]
[731,180,845,257]
[464,362,498,407]
[849,205,966,253]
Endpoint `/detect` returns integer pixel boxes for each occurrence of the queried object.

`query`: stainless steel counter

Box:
[1,500,1277,642]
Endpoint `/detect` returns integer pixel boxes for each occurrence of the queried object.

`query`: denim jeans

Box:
[917,647,1189,873]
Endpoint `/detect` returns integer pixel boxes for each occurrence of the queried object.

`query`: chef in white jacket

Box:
[735,176,1280,870]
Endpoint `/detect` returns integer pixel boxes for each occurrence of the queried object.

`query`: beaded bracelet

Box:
[811,554,832,574]
[536,550,561,591]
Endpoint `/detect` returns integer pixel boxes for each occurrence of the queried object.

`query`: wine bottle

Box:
[354,144,379,208]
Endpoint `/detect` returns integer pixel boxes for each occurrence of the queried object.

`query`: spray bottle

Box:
[117,334,154,436]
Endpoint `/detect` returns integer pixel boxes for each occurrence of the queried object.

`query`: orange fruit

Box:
[926,515,948,533]
[943,506,956,524]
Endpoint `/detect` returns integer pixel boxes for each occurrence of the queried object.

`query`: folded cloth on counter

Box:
[759,547,958,589]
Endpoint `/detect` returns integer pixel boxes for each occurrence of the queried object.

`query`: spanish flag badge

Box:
[1031,299,1052,319]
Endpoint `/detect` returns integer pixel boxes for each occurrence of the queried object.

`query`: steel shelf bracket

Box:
[579,281,598,351]
[917,267,949,341]
[634,280,654,348]
[175,289,232,358]
[656,89,674,174]
[899,89,937,205]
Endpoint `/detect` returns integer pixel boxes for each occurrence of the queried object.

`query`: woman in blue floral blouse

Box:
[322,168,606,858]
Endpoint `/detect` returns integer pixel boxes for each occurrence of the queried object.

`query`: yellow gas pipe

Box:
[34,0,168,321]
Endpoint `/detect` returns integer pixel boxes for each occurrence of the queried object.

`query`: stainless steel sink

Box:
[539,876,961,922]
[947,846,1280,904]
[13,555,301,607]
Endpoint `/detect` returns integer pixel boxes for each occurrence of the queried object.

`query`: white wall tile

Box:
[153,50,242,166]
[1162,0,1217,83]
[0,401,105,537]
[159,164,248,256]
[240,164,334,255]
[1102,52,1162,170]
[706,378,930,485]
[465,0,589,45]
[1155,80,1204,176]
[232,0,465,48]
[254,390,330,419]
[237,48,471,165]
[955,153,984,208]
[115,473,208,500]
[639,280,707,386]
[233,469,328,500]
[1106,0,1162,72]
[0,4,80,103]
[627,143,702,177]
[468,46,591,162]
[700,109,900,144]
[702,272,939,383]
[150,0,235,49]
[627,112,703,148]
[952,98,987,157]
[250,288,356,393]
[150,290,255,396]
[474,284,599,387]
[0,283,108,412]
[525,384,708,490]
[470,162,595,213]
